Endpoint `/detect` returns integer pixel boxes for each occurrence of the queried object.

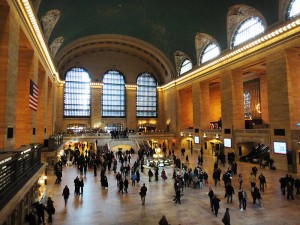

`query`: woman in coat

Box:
[161,169,168,181]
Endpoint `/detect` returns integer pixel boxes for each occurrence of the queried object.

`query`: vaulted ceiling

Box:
[37,0,279,81]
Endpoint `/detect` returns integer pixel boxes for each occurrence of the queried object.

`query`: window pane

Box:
[244,91,251,119]
[200,42,220,64]
[136,73,157,117]
[63,67,91,117]
[179,59,192,75]
[102,70,126,117]
[232,17,265,48]
[288,0,300,19]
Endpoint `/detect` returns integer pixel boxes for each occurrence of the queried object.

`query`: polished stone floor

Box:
[45,150,300,225]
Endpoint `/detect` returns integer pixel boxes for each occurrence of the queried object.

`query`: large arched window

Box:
[244,91,251,119]
[287,0,300,20]
[179,58,192,75]
[200,42,220,64]
[64,67,91,117]
[136,73,157,117]
[102,70,125,117]
[231,16,265,48]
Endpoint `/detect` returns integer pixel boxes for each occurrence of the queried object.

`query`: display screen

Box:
[224,138,232,147]
[273,142,287,154]
[194,136,200,144]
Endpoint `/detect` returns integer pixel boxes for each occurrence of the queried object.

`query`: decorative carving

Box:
[50,36,64,58]
[41,10,62,42]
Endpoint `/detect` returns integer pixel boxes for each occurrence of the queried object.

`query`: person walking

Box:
[131,172,137,186]
[287,182,294,200]
[258,173,266,192]
[140,183,148,205]
[161,169,168,181]
[159,215,169,225]
[46,197,55,223]
[225,183,234,203]
[242,189,247,210]
[208,187,214,212]
[136,170,140,183]
[238,174,243,189]
[238,188,243,211]
[174,188,182,204]
[155,167,159,181]
[148,168,154,182]
[74,176,80,195]
[62,185,70,206]
[212,195,221,217]
[124,177,129,193]
[80,178,84,195]
[222,208,230,225]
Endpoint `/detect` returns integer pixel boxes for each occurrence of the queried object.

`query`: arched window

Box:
[244,91,251,119]
[136,73,157,117]
[231,17,265,48]
[102,70,125,117]
[200,42,220,64]
[63,67,91,117]
[287,0,300,19]
[179,58,192,75]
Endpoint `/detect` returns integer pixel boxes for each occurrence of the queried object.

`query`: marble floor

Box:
[44,150,300,225]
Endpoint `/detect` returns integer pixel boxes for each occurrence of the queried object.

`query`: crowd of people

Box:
[25,144,300,225]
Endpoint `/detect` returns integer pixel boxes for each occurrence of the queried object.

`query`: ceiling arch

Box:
[55,34,175,84]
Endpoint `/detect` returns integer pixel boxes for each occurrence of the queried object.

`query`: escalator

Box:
[240,143,270,163]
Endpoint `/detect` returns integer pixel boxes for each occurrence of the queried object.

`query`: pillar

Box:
[220,69,244,131]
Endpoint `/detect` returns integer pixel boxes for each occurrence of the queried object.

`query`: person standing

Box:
[222,208,230,225]
[62,185,70,206]
[140,183,148,205]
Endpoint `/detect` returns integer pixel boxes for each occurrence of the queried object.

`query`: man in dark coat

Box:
[212,195,221,216]
[208,187,214,211]
[226,183,234,203]
[140,183,148,205]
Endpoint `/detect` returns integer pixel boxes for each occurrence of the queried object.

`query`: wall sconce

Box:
[215,134,219,139]
[203,133,207,138]
[180,132,184,137]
